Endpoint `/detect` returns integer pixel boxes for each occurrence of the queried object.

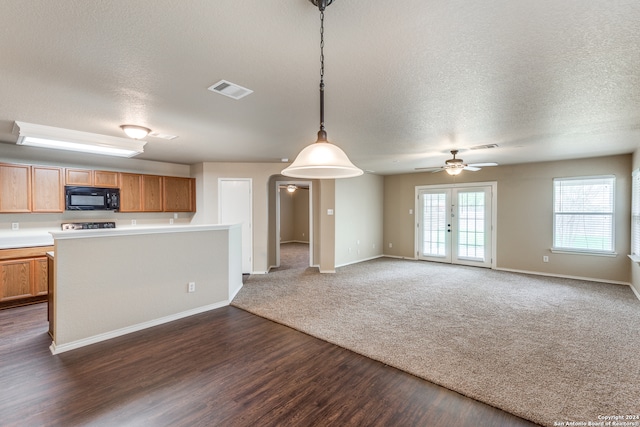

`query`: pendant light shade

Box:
[282,141,362,179]
[281,0,362,180]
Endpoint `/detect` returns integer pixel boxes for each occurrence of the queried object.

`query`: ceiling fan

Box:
[416,150,498,175]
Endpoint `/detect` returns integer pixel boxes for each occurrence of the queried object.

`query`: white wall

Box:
[335,173,384,267]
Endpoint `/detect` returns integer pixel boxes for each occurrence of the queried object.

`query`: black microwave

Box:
[65,186,120,211]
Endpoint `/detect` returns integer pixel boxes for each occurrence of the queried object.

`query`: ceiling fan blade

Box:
[414,167,442,172]
[468,162,498,167]
[463,166,481,171]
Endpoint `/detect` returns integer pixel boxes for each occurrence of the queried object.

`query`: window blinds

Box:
[553,176,615,253]
[632,170,640,256]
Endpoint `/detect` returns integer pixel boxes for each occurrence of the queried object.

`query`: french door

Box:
[417,184,495,268]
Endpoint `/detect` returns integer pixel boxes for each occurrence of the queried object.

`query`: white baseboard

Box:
[630,282,640,301]
[319,269,336,273]
[383,254,418,261]
[229,283,243,301]
[50,301,228,355]
[335,254,384,268]
[495,267,631,286]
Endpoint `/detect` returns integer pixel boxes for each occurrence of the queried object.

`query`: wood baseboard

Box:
[0,295,47,310]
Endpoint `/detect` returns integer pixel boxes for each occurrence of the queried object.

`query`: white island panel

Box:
[50,224,242,353]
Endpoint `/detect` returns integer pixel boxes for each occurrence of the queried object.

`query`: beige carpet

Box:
[231,256,640,427]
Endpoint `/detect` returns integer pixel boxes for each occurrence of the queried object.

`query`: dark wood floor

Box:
[0,303,539,427]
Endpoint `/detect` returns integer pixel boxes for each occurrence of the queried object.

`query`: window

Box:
[553,176,615,254]
[631,169,640,258]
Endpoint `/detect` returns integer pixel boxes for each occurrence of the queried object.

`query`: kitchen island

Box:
[49,224,242,354]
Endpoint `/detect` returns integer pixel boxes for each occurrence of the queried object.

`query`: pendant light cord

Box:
[318,7,327,141]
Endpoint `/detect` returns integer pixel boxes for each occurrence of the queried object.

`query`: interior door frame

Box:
[415,181,497,268]
[275,180,313,268]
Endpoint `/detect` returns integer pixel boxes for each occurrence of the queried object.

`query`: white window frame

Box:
[630,169,640,262]
[551,175,616,256]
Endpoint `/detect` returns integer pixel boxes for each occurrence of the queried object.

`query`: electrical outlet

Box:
[389,243,393,248]
[169,218,174,225]
[188,282,196,293]
[131,220,136,226]
[173,213,178,219]
[409,209,413,215]
[11,222,19,230]
[543,256,549,263]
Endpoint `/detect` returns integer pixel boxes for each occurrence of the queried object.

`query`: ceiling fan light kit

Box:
[416,149,499,174]
[281,0,362,180]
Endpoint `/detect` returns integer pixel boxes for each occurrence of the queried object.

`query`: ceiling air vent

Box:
[207,80,253,100]
[469,143,499,150]
[149,132,178,140]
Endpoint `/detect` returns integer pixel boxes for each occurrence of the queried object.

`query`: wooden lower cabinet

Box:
[0,246,53,307]
[0,259,32,300]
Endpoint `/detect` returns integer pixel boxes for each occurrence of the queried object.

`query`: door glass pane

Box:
[422,193,447,257]
[457,191,485,260]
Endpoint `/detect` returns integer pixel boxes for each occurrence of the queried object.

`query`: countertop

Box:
[0,229,55,250]
[0,224,241,249]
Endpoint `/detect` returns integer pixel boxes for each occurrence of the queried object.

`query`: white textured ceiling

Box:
[1,0,639,174]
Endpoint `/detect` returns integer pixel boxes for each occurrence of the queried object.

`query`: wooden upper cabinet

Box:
[94,170,118,188]
[119,173,143,212]
[163,177,195,212]
[0,163,31,213]
[31,166,64,213]
[65,169,118,187]
[142,175,163,212]
[65,168,92,186]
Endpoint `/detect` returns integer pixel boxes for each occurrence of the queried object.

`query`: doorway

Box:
[416,182,496,268]
[275,180,312,270]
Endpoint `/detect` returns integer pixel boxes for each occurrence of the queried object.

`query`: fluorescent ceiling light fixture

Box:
[13,121,146,158]
[120,124,151,139]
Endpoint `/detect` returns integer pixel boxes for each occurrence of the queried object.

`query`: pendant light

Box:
[282,0,363,179]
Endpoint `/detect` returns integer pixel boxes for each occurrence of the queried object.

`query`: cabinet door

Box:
[65,168,92,186]
[142,175,163,212]
[0,163,31,213]
[0,259,32,301]
[94,170,119,188]
[119,173,143,212]
[32,166,64,213]
[163,177,195,212]
[33,257,48,296]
